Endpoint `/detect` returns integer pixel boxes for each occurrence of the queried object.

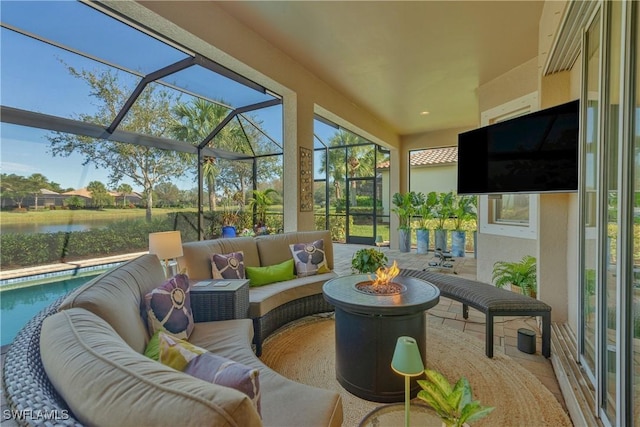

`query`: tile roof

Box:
[377,146,457,169]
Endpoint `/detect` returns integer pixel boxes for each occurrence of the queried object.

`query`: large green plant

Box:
[416,191,438,230]
[417,369,494,427]
[391,191,420,230]
[433,192,454,230]
[491,255,537,297]
[451,194,477,231]
[351,248,387,274]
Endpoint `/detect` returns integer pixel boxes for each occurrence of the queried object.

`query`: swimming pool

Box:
[1,274,99,346]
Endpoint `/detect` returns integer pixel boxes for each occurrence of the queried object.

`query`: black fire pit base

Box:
[334,307,426,403]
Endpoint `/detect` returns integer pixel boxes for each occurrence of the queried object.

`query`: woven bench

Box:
[400,269,551,358]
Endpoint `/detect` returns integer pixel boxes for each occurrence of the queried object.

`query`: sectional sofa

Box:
[4,230,343,426]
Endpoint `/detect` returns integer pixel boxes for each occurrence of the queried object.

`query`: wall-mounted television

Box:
[457,99,579,195]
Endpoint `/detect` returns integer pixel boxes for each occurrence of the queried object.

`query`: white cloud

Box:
[0,161,37,175]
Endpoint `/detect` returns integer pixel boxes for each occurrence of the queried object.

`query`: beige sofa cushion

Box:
[180,237,260,280]
[191,320,343,427]
[58,254,165,353]
[255,231,334,271]
[41,308,262,427]
[248,272,337,318]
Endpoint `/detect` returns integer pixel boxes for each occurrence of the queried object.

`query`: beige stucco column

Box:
[283,94,315,232]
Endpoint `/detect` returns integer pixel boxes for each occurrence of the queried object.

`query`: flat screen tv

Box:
[457,99,579,195]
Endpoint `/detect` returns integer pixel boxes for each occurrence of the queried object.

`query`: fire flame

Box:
[370,260,400,286]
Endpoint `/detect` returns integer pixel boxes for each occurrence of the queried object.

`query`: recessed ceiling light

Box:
[420,111,430,116]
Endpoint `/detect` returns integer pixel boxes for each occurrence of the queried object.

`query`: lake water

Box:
[1,220,112,234]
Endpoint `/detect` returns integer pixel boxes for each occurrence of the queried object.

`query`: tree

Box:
[116,183,133,207]
[171,99,232,211]
[154,182,181,207]
[0,174,32,209]
[47,67,186,221]
[87,181,112,209]
[27,173,48,209]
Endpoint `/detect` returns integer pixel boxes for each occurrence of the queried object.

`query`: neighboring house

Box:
[378,146,458,215]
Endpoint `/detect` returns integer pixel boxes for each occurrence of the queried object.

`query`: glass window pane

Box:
[489,194,529,225]
[581,10,601,377]
[633,2,640,423]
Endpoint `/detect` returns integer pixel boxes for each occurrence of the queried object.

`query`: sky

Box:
[0,0,294,193]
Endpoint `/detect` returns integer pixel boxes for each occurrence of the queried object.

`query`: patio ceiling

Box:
[216,1,546,135]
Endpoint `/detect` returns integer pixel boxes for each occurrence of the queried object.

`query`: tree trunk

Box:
[145,190,153,222]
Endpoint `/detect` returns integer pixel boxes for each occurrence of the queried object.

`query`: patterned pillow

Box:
[184,352,261,416]
[289,239,330,277]
[156,332,261,415]
[211,251,246,280]
[144,274,194,340]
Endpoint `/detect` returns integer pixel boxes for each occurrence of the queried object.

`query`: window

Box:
[479,93,539,239]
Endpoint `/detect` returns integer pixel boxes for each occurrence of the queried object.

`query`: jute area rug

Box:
[260,314,572,427]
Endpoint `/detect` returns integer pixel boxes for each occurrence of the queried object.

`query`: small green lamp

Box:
[391,336,424,427]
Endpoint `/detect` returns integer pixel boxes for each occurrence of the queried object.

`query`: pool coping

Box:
[0,252,147,290]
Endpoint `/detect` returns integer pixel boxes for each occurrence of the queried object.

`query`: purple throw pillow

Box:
[211,251,246,280]
[144,274,194,340]
[184,352,261,416]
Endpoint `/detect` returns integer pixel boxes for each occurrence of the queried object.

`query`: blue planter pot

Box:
[398,229,411,252]
[451,230,466,257]
[434,229,447,252]
[416,229,429,254]
[221,225,237,238]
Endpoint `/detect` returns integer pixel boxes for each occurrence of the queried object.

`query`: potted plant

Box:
[432,192,454,252]
[417,368,494,427]
[391,191,419,253]
[351,248,388,274]
[416,191,437,254]
[491,255,537,297]
[450,194,476,257]
[220,188,240,238]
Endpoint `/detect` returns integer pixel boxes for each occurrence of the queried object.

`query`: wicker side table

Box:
[190,279,250,322]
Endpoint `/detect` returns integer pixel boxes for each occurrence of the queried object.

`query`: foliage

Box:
[492,255,537,297]
[64,196,85,209]
[417,369,494,427]
[248,188,278,225]
[433,191,454,230]
[47,66,187,222]
[351,248,387,274]
[116,183,133,207]
[451,194,477,231]
[87,181,113,209]
[391,191,420,230]
[0,173,58,209]
[0,218,171,269]
[416,191,438,229]
[314,214,352,242]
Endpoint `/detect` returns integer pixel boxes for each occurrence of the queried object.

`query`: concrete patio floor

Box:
[1,243,569,425]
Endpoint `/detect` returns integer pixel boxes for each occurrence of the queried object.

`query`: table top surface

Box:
[359,403,442,427]
[323,274,440,315]
[190,279,249,292]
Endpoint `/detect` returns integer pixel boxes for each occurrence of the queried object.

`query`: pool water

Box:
[1,274,98,346]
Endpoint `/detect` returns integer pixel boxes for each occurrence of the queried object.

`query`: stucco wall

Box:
[409,164,457,195]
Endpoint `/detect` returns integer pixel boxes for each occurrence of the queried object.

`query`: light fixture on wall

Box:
[148,231,183,278]
[391,336,424,427]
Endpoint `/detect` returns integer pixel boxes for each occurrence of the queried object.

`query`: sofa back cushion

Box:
[255,230,334,270]
[58,254,165,354]
[41,308,262,427]
[180,237,260,281]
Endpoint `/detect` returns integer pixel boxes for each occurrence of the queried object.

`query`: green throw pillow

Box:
[144,331,162,361]
[246,258,295,287]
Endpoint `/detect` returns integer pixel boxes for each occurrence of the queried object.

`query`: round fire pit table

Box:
[323,274,440,403]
